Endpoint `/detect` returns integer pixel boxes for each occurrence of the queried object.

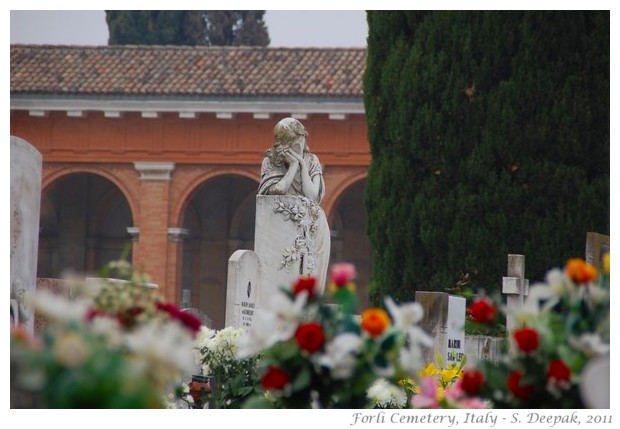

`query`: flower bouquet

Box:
[238,263,433,408]
[462,257,609,408]
[194,326,262,408]
[10,260,201,408]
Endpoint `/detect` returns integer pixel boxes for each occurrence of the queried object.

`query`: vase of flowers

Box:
[237,263,435,409]
[462,256,609,408]
[10,260,202,409]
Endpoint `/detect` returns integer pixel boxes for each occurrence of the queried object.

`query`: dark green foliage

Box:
[364,11,609,303]
[106,11,269,46]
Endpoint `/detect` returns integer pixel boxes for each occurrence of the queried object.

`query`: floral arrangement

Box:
[378,357,487,409]
[237,263,433,409]
[462,256,610,408]
[10,260,201,408]
[193,326,261,408]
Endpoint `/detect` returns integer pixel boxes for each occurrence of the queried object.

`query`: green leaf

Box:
[242,395,275,409]
[380,331,397,352]
[291,365,311,391]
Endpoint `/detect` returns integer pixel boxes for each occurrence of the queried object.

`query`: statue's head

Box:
[273,117,309,154]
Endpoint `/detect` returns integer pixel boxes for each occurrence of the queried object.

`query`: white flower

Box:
[195,326,216,349]
[237,312,282,358]
[125,320,196,375]
[269,290,308,339]
[29,290,90,323]
[384,296,432,350]
[367,378,407,408]
[568,333,609,357]
[385,296,423,328]
[319,333,363,379]
[89,315,123,348]
[399,343,426,375]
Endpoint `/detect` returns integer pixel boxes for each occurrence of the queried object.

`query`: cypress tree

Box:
[364,11,609,302]
[106,11,270,46]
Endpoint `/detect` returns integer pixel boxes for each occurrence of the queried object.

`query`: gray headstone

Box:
[10,136,42,333]
[415,291,466,367]
[225,250,260,329]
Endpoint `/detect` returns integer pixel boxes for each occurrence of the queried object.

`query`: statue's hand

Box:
[283,149,300,167]
[287,149,304,165]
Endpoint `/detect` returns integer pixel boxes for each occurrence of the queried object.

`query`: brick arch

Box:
[42,166,138,224]
[171,168,260,227]
[323,171,369,219]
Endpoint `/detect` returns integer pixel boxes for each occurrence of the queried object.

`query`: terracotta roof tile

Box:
[10,45,366,98]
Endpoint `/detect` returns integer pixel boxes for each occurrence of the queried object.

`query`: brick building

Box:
[10,45,371,327]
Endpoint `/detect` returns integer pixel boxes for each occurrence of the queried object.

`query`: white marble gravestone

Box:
[225,250,260,329]
[255,195,330,302]
[10,136,42,333]
[225,196,330,329]
[415,291,466,367]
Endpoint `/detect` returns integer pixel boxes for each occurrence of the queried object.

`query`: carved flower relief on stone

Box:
[274,198,320,273]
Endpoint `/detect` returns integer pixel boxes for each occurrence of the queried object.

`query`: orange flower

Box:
[565,258,598,284]
[361,308,391,337]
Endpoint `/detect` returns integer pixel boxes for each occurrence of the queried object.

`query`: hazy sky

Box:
[10,10,368,47]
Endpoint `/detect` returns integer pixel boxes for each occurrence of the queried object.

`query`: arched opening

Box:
[38,173,133,278]
[329,179,372,310]
[180,174,258,329]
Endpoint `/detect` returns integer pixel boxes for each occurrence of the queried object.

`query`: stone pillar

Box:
[10,136,42,333]
[133,162,175,300]
[502,254,529,333]
[167,227,189,303]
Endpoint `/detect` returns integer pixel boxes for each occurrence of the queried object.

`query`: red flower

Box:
[467,298,496,324]
[507,370,534,400]
[293,276,317,298]
[156,302,202,336]
[461,369,485,396]
[331,263,356,287]
[547,359,571,385]
[85,307,108,321]
[295,322,325,353]
[513,327,540,354]
[261,367,289,391]
[565,258,598,284]
[117,306,144,328]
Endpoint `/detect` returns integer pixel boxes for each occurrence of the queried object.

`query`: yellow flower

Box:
[603,252,610,275]
[54,332,90,368]
[327,282,356,294]
[419,362,439,378]
[440,364,463,384]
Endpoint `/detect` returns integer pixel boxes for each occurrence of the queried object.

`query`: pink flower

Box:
[411,377,440,408]
[331,263,356,287]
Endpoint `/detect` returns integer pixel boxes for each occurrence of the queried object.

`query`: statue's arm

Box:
[293,152,322,203]
[260,155,298,195]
